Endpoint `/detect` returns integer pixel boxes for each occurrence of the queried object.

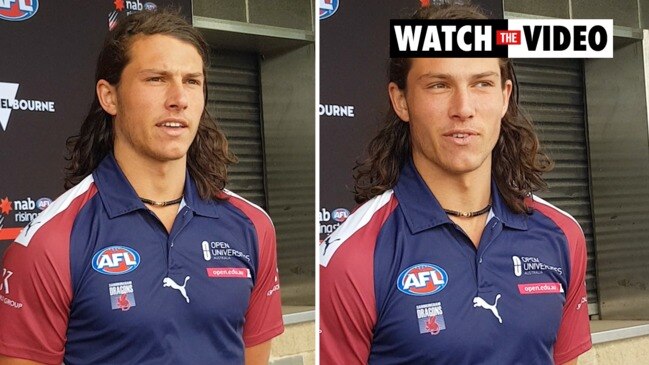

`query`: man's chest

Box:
[68,209,258,333]
[370,220,570,364]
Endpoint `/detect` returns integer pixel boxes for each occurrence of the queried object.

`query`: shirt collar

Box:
[393,158,527,234]
[93,154,220,219]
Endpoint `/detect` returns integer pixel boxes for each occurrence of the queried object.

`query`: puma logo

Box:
[473,294,502,323]
[163,276,190,303]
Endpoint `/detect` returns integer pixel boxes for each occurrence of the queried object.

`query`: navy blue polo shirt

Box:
[320,159,591,364]
[0,154,283,364]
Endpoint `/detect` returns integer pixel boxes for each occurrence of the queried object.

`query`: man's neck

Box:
[413,156,492,213]
[114,149,186,202]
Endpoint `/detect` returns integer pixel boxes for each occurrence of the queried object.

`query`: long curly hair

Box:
[64,10,237,200]
[353,3,553,213]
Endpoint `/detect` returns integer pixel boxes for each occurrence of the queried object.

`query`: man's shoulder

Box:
[528,195,585,242]
[220,189,274,231]
[320,190,399,268]
[14,175,97,248]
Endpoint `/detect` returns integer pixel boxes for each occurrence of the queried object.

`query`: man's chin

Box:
[152,149,190,163]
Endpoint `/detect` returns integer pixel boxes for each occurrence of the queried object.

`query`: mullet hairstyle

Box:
[353,2,553,213]
[64,9,237,199]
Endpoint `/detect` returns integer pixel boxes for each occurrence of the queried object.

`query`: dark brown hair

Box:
[353,3,553,213]
[64,9,237,199]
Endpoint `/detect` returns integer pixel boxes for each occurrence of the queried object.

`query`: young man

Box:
[0,11,283,365]
[320,4,591,364]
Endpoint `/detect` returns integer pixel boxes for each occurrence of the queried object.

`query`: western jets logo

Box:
[397,263,448,296]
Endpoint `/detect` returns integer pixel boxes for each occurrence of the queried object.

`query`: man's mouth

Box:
[158,122,185,128]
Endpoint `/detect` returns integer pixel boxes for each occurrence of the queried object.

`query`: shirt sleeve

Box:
[320,193,398,365]
[320,234,377,365]
[240,206,284,347]
[553,220,592,364]
[0,218,74,364]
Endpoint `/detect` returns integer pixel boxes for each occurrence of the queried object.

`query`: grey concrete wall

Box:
[585,38,649,319]
[260,45,316,307]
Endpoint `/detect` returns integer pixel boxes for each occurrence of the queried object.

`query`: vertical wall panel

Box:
[207,50,266,208]
[261,46,316,308]
[585,40,649,319]
[515,58,599,315]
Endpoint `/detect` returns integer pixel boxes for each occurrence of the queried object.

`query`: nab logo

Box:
[0,0,39,21]
[397,263,448,296]
[92,246,140,275]
[319,0,338,20]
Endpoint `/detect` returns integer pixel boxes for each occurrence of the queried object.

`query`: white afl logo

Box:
[512,256,522,277]
[202,241,211,261]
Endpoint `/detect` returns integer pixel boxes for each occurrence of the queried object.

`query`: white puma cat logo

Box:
[163,276,190,303]
[473,294,502,323]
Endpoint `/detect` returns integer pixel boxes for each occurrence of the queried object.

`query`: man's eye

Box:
[475,81,494,87]
[428,83,447,89]
[146,77,163,82]
[187,79,202,86]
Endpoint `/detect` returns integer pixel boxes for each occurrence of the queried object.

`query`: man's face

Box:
[101,34,205,164]
[389,58,512,178]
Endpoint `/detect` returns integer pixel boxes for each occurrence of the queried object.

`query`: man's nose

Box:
[448,87,475,121]
[165,80,189,111]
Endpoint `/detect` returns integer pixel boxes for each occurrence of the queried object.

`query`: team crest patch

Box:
[397,263,448,296]
[109,281,135,311]
[416,302,446,335]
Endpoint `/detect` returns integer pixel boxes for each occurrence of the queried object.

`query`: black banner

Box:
[390,19,509,57]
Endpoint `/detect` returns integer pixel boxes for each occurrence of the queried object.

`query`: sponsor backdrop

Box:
[0,0,192,256]
[319,0,503,240]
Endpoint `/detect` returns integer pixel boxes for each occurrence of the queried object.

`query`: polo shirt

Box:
[0,154,284,365]
[320,159,591,364]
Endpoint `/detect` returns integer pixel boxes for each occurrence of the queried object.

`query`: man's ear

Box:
[388,82,410,122]
[96,79,118,116]
[501,79,513,118]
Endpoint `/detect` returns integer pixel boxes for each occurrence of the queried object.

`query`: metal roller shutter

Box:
[515,58,599,316]
[206,50,266,208]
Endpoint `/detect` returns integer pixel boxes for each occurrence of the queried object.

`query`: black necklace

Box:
[443,203,492,218]
[139,195,183,207]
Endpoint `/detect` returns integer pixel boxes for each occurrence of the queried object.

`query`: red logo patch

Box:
[518,282,563,295]
[206,268,251,278]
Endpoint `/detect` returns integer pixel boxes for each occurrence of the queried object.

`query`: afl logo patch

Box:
[0,0,39,21]
[92,246,141,275]
[397,263,448,296]
[319,0,338,20]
